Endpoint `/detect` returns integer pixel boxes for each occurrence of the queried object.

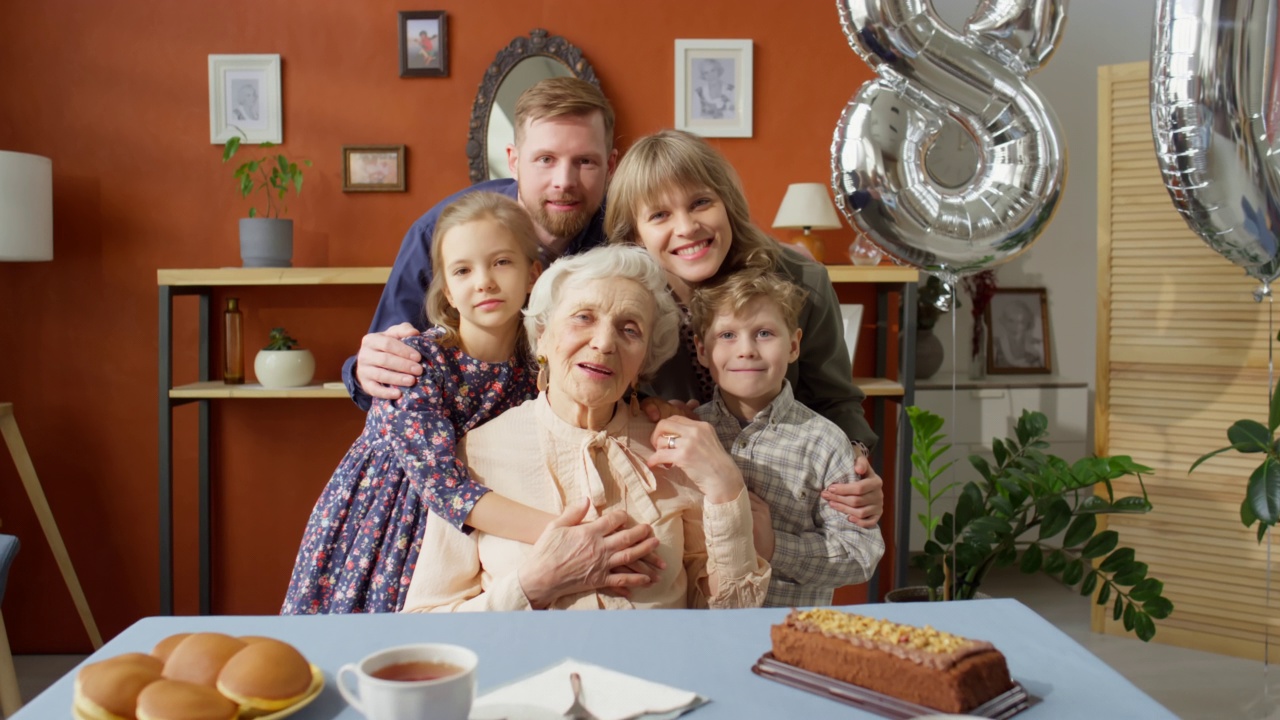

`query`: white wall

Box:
[928,0,1159,398]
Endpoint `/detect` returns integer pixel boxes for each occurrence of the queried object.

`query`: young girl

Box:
[282,192,557,614]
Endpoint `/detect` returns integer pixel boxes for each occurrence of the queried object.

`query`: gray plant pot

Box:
[239,218,293,268]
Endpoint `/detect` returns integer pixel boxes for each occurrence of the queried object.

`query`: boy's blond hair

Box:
[689,270,808,340]
[513,77,615,151]
[426,192,541,352]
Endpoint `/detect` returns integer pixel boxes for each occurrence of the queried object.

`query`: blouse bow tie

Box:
[577,429,662,524]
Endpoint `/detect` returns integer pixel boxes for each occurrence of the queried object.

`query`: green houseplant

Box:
[1190,363,1280,540]
[254,327,315,388]
[906,406,1174,641]
[222,132,311,268]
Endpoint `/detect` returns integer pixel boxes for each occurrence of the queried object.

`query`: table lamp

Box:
[0,151,53,261]
[771,183,842,263]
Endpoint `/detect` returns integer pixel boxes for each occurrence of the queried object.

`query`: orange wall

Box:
[0,1,877,651]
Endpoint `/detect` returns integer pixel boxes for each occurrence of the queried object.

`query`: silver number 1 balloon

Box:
[1151,0,1280,288]
[832,0,1068,278]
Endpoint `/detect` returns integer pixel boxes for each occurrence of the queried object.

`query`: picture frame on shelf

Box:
[399,11,449,77]
[342,145,406,192]
[208,54,282,144]
[674,39,753,138]
[839,304,864,366]
[985,288,1051,374]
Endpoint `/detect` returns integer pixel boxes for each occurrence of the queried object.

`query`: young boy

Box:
[690,270,885,607]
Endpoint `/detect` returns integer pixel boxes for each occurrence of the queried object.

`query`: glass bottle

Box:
[223,297,244,384]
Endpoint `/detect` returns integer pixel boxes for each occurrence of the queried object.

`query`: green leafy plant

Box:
[222,131,311,219]
[263,327,299,351]
[1190,362,1280,541]
[907,406,1173,641]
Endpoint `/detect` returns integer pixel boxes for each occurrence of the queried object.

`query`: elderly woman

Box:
[402,245,770,611]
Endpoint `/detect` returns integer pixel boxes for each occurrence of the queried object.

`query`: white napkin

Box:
[473,658,709,720]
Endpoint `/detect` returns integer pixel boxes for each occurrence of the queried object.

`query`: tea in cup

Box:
[337,643,477,720]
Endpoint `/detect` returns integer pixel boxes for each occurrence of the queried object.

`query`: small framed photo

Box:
[342,145,406,192]
[985,288,1051,374]
[399,11,449,78]
[674,39,753,138]
[208,54,282,144]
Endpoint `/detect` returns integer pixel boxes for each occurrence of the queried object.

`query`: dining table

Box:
[16,598,1175,718]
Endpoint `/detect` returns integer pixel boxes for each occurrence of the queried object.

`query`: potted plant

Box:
[222,132,311,268]
[254,327,315,388]
[1190,362,1280,540]
[903,405,1174,641]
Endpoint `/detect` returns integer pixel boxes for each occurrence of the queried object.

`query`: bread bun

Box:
[150,633,191,663]
[216,638,313,712]
[135,680,237,720]
[73,654,163,720]
[161,633,246,687]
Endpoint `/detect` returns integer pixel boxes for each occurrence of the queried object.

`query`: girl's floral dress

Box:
[281,333,535,614]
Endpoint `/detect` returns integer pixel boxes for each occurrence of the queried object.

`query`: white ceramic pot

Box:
[254,349,315,388]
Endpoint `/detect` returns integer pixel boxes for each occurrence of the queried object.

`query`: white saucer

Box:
[470,702,564,720]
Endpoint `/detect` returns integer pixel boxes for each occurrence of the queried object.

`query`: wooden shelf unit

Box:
[156,267,387,616]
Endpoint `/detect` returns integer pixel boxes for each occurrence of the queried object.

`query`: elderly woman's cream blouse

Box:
[401,393,771,611]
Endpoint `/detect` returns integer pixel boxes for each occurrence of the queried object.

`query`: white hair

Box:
[524,245,680,380]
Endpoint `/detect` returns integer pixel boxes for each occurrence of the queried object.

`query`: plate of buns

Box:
[72,632,323,720]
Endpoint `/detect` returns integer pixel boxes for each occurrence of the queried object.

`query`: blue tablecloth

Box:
[16,599,1174,718]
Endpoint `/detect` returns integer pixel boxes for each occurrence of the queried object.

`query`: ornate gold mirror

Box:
[466,29,600,184]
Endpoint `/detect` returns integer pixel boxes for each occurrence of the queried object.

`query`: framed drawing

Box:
[839,304,864,367]
[985,288,1051,374]
[342,145,406,192]
[399,11,449,77]
[208,54,282,144]
[674,39,753,138]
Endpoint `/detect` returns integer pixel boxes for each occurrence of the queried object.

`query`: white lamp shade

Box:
[0,150,53,262]
[771,182,842,231]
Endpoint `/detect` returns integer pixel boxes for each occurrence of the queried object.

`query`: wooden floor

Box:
[12,568,1280,719]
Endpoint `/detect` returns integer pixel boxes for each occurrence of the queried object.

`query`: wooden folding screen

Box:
[1096,61,1279,660]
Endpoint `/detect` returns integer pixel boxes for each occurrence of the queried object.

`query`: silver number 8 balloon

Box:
[832,0,1068,280]
[1151,0,1280,290]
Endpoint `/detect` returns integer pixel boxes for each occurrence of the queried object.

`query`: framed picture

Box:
[342,145,407,192]
[985,288,1051,374]
[208,54,282,144]
[839,304,864,367]
[674,39,753,138]
[399,11,449,77]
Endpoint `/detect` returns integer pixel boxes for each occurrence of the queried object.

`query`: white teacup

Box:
[337,643,478,720]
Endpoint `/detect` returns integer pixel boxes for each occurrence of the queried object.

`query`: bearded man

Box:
[343,77,617,408]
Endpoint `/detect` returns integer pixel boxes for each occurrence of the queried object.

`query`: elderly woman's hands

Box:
[517,498,663,609]
[646,416,746,505]
[821,455,884,528]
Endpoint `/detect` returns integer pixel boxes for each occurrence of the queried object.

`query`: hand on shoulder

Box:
[356,322,424,399]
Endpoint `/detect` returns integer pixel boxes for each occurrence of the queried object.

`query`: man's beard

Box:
[527,193,595,242]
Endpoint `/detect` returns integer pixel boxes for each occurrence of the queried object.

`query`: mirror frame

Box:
[466,29,600,185]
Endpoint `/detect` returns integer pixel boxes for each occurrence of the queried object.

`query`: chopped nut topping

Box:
[795,609,971,655]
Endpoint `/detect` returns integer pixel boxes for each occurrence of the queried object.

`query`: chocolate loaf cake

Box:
[770,608,1013,713]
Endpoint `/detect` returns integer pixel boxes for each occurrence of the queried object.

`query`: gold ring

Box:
[663,434,678,450]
